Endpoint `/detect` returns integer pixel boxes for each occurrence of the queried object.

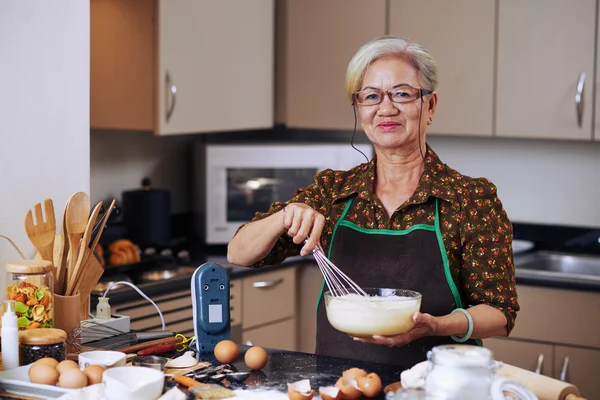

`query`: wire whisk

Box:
[307,240,367,297]
[67,319,173,353]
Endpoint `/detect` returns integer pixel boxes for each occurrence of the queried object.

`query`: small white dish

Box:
[103,366,164,400]
[164,351,197,369]
[78,350,127,369]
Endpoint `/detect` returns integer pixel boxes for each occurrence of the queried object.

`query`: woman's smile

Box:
[377,121,401,131]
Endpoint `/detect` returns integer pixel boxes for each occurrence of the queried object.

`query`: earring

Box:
[428,117,433,122]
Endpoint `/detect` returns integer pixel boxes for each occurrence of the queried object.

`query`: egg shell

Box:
[357,372,382,398]
[342,367,367,381]
[214,340,240,364]
[335,377,362,400]
[56,359,79,375]
[287,379,315,400]
[28,364,59,386]
[33,357,59,368]
[58,368,88,389]
[319,386,342,400]
[244,346,269,370]
[83,365,105,385]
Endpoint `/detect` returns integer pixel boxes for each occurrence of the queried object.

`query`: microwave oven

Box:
[194,143,373,245]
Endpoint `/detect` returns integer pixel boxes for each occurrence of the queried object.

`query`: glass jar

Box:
[18,328,67,365]
[425,344,497,400]
[5,260,54,330]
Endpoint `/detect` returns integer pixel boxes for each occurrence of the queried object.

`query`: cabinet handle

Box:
[559,356,570,381]
[165,71,177,123]
[575,72,585,128]
[535,353,544,374]
[252,278,284,288]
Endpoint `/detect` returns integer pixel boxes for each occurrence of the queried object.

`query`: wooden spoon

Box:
[24,199,56,265]
[65,192,90,274]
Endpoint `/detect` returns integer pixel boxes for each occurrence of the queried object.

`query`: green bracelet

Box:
[450,308,473,343]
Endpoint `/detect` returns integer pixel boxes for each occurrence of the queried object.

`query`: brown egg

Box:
[83,365,105,385]
[244,346,268,370]
[357,372,382,398]
[56,359,79,375]
[342,367,367,381]
[58,368,88,389]
[213,340,239,364]
[33,357,59,368]
[28,363,59,386]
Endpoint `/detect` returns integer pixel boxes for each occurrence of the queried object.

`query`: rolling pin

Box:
[497,364,586,400]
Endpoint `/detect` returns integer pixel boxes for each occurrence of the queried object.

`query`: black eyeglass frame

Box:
[351,87,433,106]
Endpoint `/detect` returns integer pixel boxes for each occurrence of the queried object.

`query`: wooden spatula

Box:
[24,199,56,266]
[65,201,102,296]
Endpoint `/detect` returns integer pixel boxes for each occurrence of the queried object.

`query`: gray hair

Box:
[345,36,438,102]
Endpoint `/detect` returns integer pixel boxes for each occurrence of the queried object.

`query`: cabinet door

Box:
[496,0,595,139]
[553,346,600,399]
[484,338,553,376]
[242,318,297,351]
[296,263,323,354]
[278,0,386,129]
[242,268,296,330]
[389,0,495,137]
[510,285,600,348]
[157,0,274,135]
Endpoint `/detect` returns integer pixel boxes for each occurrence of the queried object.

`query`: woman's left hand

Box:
[353,312,438,347]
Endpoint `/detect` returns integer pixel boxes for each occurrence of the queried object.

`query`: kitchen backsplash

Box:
[90,130,600,229]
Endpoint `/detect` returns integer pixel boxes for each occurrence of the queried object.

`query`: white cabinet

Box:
[496,0,596,140]
[389,0,495,137]
[91,0,274,135]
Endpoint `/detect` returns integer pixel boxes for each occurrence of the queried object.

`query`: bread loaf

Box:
[107,239,141,266]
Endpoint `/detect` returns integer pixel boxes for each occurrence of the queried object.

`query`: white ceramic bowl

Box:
[78,350,127,369]
[325,288,422,337]
[102,366,164,400]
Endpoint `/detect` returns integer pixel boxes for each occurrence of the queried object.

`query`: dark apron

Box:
[315,196,477,367]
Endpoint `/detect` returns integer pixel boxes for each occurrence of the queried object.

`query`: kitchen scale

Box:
[191,263,231,353]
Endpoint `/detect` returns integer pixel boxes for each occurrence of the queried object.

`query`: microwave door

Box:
[227,168,317,222]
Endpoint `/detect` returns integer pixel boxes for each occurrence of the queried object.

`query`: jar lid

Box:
[429,344,492,368]
[6,260,54,274]
[19,328,67,345]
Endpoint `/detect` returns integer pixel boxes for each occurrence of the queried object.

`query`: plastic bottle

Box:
[2,300,20,369]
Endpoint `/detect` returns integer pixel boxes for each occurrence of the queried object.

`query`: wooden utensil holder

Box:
[54,293,81,352]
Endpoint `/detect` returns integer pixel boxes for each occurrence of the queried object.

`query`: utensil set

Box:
[24,193,116,312]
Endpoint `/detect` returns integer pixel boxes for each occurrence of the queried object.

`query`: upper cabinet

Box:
[496,0,596,140]
[276,0,386,130]
[389,0,495,137]
[91,0,274,135]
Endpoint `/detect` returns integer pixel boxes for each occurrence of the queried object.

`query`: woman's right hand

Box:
[281,203,325,256]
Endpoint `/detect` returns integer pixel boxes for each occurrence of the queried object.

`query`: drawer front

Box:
[242,268,296,329]
[511,285,600,347]
[114,291,191,320]
[484,338,553,376]
[230,279,242,325]
[242,318,296,351]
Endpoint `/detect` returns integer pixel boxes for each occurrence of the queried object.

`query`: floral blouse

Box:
[241,145,519,334]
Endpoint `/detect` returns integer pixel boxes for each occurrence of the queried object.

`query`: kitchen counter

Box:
[0,345,406,400]
[204,345,406,399]
[92,254,311,306]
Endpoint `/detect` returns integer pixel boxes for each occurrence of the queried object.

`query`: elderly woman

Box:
[228,36,519,366]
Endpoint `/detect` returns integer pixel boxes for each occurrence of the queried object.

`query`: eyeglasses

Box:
[352,85,433,106]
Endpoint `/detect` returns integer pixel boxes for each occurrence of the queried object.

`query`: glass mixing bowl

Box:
[324,288,422,337]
